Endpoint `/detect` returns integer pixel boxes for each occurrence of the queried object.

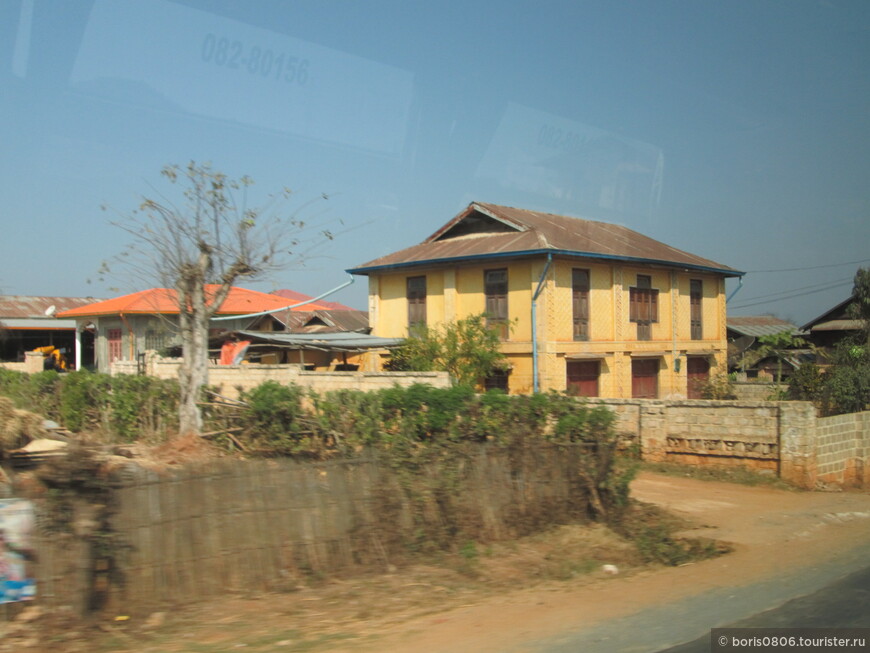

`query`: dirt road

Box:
[350,473,870,653]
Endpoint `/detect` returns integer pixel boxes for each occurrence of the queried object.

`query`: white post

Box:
[74,324,83,371]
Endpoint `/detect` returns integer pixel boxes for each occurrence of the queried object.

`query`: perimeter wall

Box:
[110,357,450,397]
[596,398,868,489]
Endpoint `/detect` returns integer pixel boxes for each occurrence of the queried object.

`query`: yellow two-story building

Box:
[349,202,743,398]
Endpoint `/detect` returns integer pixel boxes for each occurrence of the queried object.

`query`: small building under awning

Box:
[208,330,405,371]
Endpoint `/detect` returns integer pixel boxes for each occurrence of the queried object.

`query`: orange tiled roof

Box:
[56,286,305,318]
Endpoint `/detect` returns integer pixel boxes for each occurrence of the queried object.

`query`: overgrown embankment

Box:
[0,371,727,623]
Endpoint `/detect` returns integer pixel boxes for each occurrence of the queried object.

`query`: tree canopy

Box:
[386,314,508,388]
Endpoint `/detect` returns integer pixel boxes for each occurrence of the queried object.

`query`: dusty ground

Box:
[6,471,870,652]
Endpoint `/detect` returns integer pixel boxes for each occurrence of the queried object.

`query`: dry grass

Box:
[4,512,706,653]
[0,397,48,451]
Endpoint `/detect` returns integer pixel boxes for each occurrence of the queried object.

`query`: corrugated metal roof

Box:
[800,296,856,332]
[278,310,370,334]
[0,318,78,330]
[235,330,401,352]
[57,286,302,318]
[349,202,741,276]
[0,295,104,319]
[726,316,798,338]
[808,319,863,332]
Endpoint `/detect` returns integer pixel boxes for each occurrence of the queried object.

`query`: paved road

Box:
[526,542,870,653]
[660,564,870,653]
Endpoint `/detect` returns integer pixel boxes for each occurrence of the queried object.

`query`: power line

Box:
[730,279,852,310]
[744,257,870,274]
[729,276,853,304]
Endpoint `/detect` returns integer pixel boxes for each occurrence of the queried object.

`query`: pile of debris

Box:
[0,397,71,473]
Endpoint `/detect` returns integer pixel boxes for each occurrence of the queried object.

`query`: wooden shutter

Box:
[407,276,427,328]
[572,269,590,341]
[690,279,702,340]
[630,275,657,341]
[485,269,508,338]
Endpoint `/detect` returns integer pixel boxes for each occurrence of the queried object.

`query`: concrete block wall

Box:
[732,382,787,402]
[594,398,824,486]
[777,402,820,489]
[111,356,450,398]
[814,411,869,487]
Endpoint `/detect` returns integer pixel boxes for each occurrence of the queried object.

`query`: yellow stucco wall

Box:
[366,257,730,398]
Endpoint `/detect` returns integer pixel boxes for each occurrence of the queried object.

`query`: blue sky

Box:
[1,0,868,324]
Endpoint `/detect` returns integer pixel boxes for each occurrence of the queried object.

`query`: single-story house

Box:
[56,286,340,372]
[726,315,810,379]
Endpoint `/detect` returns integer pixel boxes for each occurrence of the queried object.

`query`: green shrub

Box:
[0,369,179,441]
[107,374,179,440]
[236,382,633,525]
[58,371,111,432]
[697,372,737,400]
[822,357,870,415]
[787,363,825,403]
[788,343,870,416]
[239,381,309,453]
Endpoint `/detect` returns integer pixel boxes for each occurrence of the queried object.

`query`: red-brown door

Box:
[631,358,659,398]
[687,357,710,399]
[567,360,599,397]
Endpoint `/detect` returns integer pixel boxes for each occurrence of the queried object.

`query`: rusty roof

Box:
[279,309,370,334]
[726,315,798,338]
[0,295,105,319]
[56,286,303,318]
[800,296,857,332]
[349,202,742,276]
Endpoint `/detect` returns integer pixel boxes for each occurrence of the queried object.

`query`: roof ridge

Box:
[349,202,740,277]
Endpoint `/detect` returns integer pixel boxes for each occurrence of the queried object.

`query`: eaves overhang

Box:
[347,249,744,278]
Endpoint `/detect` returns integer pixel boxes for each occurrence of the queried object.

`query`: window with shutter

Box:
[484,269,508,339]
[690,279,703,340]
[407,276,427,330]
[629,275,658,341]
[572,268,590,341]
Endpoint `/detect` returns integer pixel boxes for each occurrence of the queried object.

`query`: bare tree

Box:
[107,161,332,435]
